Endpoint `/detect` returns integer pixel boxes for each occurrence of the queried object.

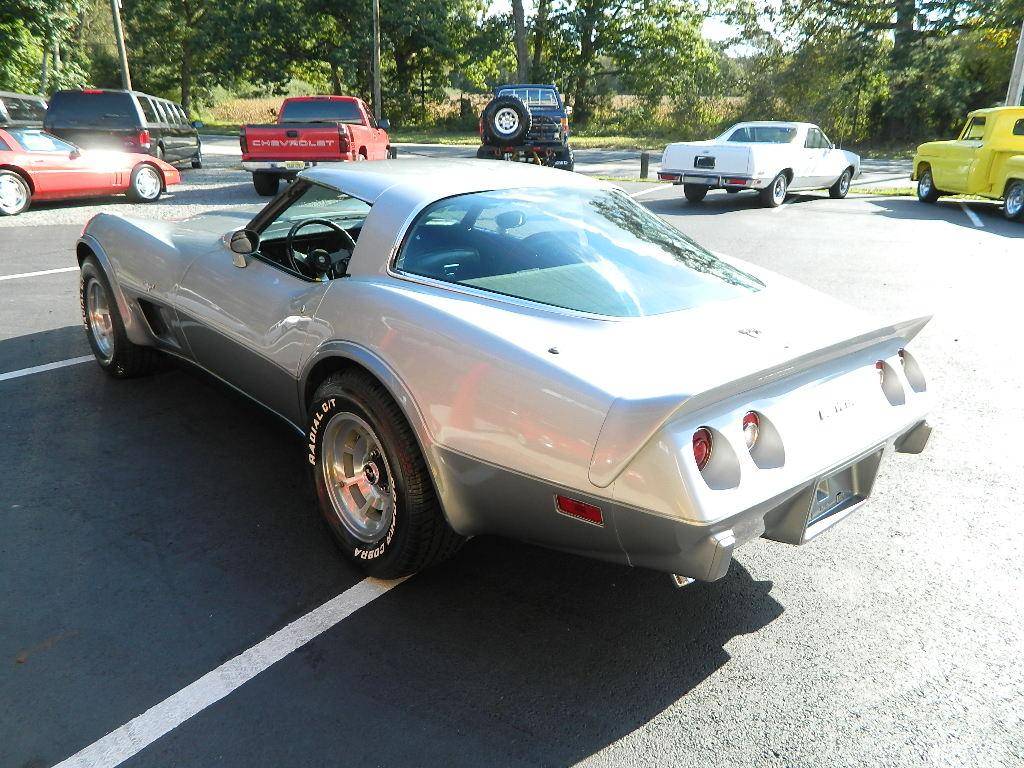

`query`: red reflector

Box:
[555,495,603,526]
[692,427,713,471]
[82,89,104,94]
[658,172,681,181]
[725,178,748,186]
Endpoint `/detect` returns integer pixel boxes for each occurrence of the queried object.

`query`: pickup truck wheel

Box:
[253,172,280,197]
[476,145,497,160]
[1003,181,1024,221]
[0,170,31,216]
[829,168,852,199]
[917,169,941,203]
[683,184,708,203]
[554,147,575,171]
[760,173,788,207]
[80,256,159,378]
[126,164,163,203]
[309,370,464,578]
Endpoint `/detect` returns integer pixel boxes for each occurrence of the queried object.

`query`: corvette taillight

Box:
[742,411,760,449]
[693,428,713,471]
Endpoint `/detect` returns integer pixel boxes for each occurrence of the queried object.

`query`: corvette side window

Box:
[9,129,75,153]
[0,138,9,151]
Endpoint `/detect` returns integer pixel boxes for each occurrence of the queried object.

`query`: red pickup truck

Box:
[240,96,391,195]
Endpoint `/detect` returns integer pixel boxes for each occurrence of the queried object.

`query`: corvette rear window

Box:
[396,188,762,317]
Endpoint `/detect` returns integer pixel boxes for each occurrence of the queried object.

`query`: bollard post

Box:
[640,151,649,180]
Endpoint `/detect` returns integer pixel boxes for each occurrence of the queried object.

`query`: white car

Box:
[659,122,862,207]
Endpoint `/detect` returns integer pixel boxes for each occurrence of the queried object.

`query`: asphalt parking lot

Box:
[1,153,1022,767]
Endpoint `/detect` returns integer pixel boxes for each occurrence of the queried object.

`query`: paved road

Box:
[1,172,1021,767]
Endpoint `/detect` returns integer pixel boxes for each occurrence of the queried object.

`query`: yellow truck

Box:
[912,106,1024,221]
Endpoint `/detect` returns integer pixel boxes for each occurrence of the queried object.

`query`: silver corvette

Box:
[77,159,932,583]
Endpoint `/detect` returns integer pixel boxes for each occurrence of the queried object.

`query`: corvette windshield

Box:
[396,187,762,317]
[260,182,371,241]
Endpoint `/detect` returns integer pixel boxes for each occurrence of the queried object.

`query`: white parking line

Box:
[53,577,405,768]
[0,266,78,282]
[629,185,667,199]
[959,202,984,228]
[0,355,93,383]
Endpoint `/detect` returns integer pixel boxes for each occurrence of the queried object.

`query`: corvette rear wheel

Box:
[0,170,31,216]
[309,370,463,578]
[126,164,163,203]
[80,256,159,378]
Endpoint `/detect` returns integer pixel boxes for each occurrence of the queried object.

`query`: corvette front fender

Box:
[77,233,154,347]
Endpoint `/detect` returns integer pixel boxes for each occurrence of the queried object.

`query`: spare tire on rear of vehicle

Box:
[481,94,531,147]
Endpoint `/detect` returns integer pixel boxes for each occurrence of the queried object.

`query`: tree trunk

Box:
[181,45,192,113]
[331,61,343,95]
[531,0,549,79]
[573,2,600,125]
[512,0,529,81]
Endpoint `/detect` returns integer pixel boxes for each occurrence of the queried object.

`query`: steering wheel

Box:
[286,218,356,278]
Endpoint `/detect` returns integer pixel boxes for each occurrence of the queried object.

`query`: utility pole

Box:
[371,0,382,121]
[40,34,50,94]
[111,0,133,91]
[1007,19,1024,107]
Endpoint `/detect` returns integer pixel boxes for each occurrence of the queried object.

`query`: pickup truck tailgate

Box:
[242,123,348,161]
[662,141,752,175]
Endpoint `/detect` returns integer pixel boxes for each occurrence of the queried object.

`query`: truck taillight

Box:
[560,117,569,134]
[127,129,151,150]
[239,131,247,153]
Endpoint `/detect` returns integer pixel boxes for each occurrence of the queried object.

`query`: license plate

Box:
[684,174,717,185]
[806,452,879,530]
[694,156,715,169]
[283,161,306,170]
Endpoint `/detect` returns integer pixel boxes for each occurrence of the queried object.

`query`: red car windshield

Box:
[9,129,77,153]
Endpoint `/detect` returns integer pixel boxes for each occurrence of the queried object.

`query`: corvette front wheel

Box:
[309,370,463,578]
[80,256,159,377]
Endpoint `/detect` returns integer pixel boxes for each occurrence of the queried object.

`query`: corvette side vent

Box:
[137,298,169,337]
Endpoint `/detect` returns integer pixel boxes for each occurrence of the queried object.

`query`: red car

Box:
[0,126,181,216]
[240,96,391,195]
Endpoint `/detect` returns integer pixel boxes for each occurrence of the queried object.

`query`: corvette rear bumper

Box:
[432,419,930,582]
[615,419,931,580]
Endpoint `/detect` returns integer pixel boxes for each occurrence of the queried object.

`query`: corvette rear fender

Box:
[589,315,932,488]
[77,234,155,347]
[299,341,453,516]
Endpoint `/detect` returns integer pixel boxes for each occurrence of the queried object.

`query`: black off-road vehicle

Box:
[476,84,574,171]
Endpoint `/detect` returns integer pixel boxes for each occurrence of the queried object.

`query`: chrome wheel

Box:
[1005,183,1024,220]
[918,172,932,198]
[86,278,114,360]
[0,173,28,215]
[133,166,161,200]
[772,175,787,204]
[494,107,520,136]
[320,412,395,544]
[839,171,851,196]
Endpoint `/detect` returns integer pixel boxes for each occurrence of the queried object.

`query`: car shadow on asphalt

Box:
[863,196,1024,237]
[643,190,822,216]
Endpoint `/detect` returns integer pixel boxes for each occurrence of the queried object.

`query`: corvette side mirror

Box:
[229,229,259,267]
[69,148,81,160]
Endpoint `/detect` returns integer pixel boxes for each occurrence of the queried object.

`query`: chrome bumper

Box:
[657,170,769,189]
[242,160,314,173]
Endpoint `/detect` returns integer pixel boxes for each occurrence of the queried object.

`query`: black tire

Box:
[553,146,575,172]
[156,145,166,162]
[191,144,203,169]
[125,163,163,203]
[829,167,853,199]
[481,94,531,147]
[0,169,32,216]
[79,256,159,378]
[253,172,280,197]
[683,184,708,203]
[759,172,788,207]
[916,168,941,203]
[725,188,740,194]
[476,145,497,160]
[1005,180,1024,222]
[309,370,464,578]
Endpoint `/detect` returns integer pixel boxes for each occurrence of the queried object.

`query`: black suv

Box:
[476,84,574,171]
[44,89,203,168]
[0,92,47,127]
